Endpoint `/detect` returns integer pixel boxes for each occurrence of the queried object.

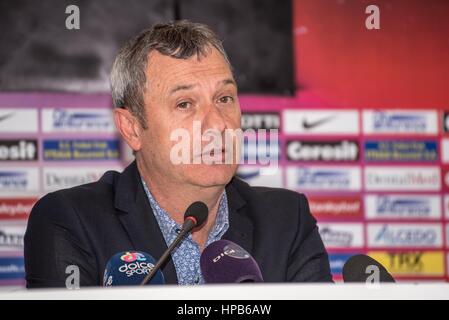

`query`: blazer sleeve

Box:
[24,192,98,288]
[286,194,333,282]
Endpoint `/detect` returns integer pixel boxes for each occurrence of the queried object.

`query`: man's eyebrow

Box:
[169,79,236,95]
[219,78,237,87]
[169,83,197,96]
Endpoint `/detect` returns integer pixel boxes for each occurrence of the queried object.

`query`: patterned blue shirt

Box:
[141,179,229,285]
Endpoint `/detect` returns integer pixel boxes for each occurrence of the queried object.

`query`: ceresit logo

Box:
[287,166,361,191]
[43,167,122,192]
[241,112,280,130]
[0,168,39,194]
[368,251,445,277]
[286,140,359,162]
[318,223,364,248]
[364,166,440,191]
[0,223,27,251]
[0,198,37,220]
[364,140,438,162]
[283,110,359,135]
[236,166,283,188]
[0,140,38,161]
[41,108,115,133]
[308,196,362,219]
[363,110,437,134]
[0,109,38,133]
[120,252,146,262]
[365,194,441,220]
[368,223,443,248]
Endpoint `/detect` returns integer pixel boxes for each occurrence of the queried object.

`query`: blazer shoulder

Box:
[31,169,120,222]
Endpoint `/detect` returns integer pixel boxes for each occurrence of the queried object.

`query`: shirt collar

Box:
[141,179,229,244]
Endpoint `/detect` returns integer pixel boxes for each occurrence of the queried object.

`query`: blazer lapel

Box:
[223,179,254,254]
[114,161,178,284]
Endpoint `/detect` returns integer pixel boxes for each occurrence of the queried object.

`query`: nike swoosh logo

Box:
[0,112,15,123]
[302,115,335,130]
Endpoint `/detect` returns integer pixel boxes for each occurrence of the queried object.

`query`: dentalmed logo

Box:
[364,166,440,191]
[0,109,38,133]
[0,168,39,193]
[363,110,437,134]
[42,108,115,133]
[287,166,361,191]
[236,166,283,188]
[43,167,121,191]
[368,223,443,248]
[318,223,364,248]
[365,194,441,220]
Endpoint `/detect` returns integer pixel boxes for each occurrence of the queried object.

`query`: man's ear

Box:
[113,108,142,152]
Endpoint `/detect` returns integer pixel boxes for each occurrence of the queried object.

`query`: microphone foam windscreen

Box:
[200,240,263,283]
[342,254,395,283]
[103,251,165,286]
[184,201,209,226]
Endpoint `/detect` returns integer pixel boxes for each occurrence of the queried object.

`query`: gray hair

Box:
[110,20,231,129]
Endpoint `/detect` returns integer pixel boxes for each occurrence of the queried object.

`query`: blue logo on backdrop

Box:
[43,139,120,161]
[364,140,438,162]
[0,257,25,280]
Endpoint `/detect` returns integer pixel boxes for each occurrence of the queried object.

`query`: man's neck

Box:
[137,160,225,247]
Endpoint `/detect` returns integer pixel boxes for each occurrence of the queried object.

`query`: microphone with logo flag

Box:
[200,239,263,283]
[342,254,395,283]
[103,251,165,286]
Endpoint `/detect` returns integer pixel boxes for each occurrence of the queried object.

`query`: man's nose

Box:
[202,104,227,133]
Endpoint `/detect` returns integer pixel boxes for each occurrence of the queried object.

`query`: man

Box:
[24,20,332,287]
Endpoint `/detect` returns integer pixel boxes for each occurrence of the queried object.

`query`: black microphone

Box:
[140,201,208,285]
[342,254,395,283]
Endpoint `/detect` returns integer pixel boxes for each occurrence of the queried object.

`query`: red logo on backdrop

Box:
[308,196,362,219]
[0,198,37,220]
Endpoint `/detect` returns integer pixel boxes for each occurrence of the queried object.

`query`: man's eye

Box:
[177,101,191,109]
[218,96,234,104]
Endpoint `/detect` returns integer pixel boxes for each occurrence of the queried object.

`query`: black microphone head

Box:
[200,239,264,283]
[343,254,395,283]
[184,201,208,227]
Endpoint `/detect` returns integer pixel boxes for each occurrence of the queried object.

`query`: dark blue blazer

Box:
[24,161,332,287]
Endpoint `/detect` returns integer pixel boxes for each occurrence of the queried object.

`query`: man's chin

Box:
[185,164,237,188]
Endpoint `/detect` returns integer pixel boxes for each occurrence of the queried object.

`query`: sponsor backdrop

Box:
[1,0,449,285]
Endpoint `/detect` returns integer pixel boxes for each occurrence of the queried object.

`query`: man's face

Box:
[138,47,241,188]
